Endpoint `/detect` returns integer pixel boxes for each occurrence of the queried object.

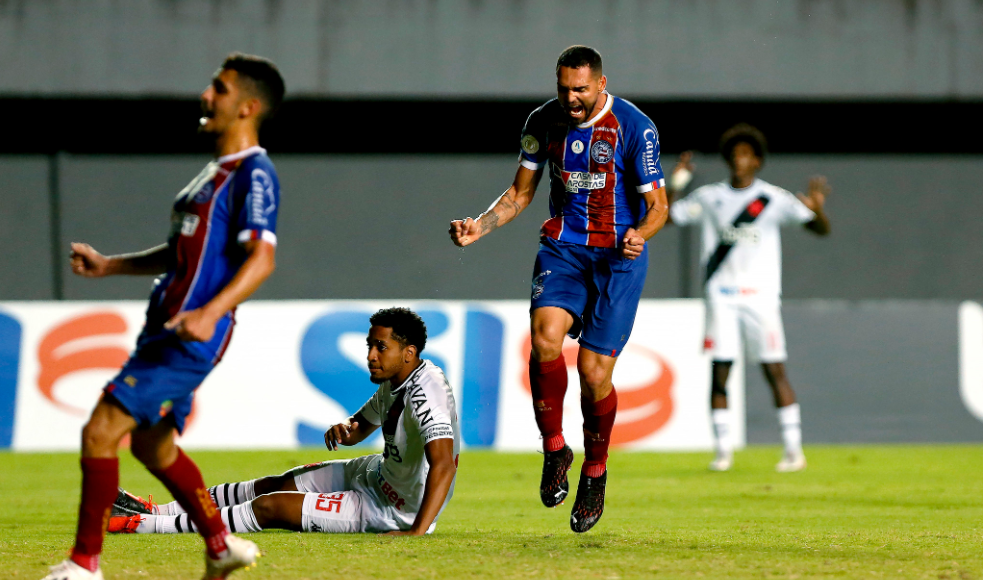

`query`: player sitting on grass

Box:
[109,307,459,536]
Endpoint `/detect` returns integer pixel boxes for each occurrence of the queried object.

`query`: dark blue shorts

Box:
[103,338,215,433]
[530,236,648,357]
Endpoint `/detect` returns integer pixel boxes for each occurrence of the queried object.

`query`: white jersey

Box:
[357,359,460,528]
[670,178,815,298]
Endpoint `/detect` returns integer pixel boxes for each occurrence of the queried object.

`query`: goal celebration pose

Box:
[668,125,830,472]
[43,53,284,580]
[109,308,460,537]
[449,45,668,532]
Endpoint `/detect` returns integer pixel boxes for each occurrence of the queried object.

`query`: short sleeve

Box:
[518,107,548,171]
[234,158,280,247]
[670,192,704,225]
[408,381,455,445]
[624,117,666,193]
[357,386,386,426]
[777,189,816,225]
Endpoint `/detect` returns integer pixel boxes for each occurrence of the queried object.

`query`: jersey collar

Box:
[217,145,266,165]
[577,91,613,128]
[389,360,428,394]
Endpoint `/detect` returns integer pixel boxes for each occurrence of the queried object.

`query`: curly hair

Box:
[369,307,428,353]
[719,123,768,165]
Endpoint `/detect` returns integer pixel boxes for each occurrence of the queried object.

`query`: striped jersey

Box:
[142,145,280,362]
[519,93,665,248]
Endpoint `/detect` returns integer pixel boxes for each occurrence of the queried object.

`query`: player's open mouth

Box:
[568,105,584,116]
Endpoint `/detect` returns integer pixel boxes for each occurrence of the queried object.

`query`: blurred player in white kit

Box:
[109,307,460,537]
[668,124,830,472]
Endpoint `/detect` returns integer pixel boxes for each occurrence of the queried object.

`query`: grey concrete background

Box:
[2,0,982,98]
[2,153,981,302]
[744,300,983,443]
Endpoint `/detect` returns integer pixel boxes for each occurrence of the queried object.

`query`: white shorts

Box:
[704,296,787,363]
[288,455,403,534]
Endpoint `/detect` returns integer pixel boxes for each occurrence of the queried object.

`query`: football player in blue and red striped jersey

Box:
[449,45,669,533]
[43,53,283,580]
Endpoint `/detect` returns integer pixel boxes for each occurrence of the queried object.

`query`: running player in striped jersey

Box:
[450,45,668,533]
[668,124,831,473]
[109,308,460,538]
[42,53,284,580]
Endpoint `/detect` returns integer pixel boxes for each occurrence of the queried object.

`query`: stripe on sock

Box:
[233,482,240,504]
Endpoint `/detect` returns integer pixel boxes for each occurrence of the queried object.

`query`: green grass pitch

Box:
[2,446,981,579]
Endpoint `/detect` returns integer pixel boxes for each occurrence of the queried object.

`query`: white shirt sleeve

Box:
[357,385,386,426]
[777,188,816,225]
[670,191,704,225]
[408,380,454,445]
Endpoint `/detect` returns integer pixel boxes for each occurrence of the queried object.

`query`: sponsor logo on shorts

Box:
[564,172,606,192]
[124,375,137,387]
[590,140,614,164]
[571,140,584,154]
[532,270,551,299]
[159,399,173,417]
[521,134,540,154]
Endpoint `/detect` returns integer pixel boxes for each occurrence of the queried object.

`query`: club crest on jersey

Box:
[564,171,606,192]
[521,134,540,154]
[571,140,585,154]
[590,140,614,164]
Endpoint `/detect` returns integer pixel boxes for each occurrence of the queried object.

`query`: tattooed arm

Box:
[621,185,669,260]
[449,166,543,247]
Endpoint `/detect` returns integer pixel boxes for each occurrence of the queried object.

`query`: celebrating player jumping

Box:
[108,308,459,537]
[449,46,668,532]
[668,124,831,473]
[43,54,284,580]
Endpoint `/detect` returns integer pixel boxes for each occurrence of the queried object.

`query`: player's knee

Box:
[530,332,563,362]
[80,419,116,456]
[578,364,610,392]
[248,495,277,526]
[255,474,292,495]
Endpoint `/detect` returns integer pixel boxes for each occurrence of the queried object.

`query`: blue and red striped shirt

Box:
[141,146,280,362]
[519,94,665,248]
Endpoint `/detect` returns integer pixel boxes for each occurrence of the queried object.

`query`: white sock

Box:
[156,480,258,515]
[133,515,158,533]
[156,513,198,534]
[711,408,733,457]
[777,403,803,456]
[222,502,263,534]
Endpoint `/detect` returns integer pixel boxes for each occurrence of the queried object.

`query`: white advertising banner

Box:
[0,300,744,452]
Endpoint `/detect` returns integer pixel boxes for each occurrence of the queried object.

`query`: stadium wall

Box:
[2,0,983,98]
[1,299,981,451]
[2,154,982,302]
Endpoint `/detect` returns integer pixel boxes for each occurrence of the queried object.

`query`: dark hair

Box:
[719,123,768,165]
[221,52,286,121]
[370,307,428,353]
[556,45,603,76]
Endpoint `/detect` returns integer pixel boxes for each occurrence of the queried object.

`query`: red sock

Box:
[150,448,228,557]
[71,457,119,572]
[530,355,568,452]
[581,388,618,478]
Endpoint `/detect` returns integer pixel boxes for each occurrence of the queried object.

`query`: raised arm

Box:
[70,242,171,277]
[449,165,543,247]
[797,176,831,236]
[384,437,456,536]
[164,239,276,341]
[323,412,379,450]
[665,151,696,223]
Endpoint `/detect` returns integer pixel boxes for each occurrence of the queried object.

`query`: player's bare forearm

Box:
[635,186,670,240]
[201,240,276,320]
[401,438,456,536]
[449,166,541,247]
[325,413,377,450]
[806,208,831,236]
[71,243,170,277]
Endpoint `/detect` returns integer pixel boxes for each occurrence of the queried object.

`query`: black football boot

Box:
[570,470,606,533]
[540,445,574,507]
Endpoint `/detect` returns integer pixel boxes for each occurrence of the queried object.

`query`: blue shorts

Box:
[530,236,648,357]
[104,338,215,433]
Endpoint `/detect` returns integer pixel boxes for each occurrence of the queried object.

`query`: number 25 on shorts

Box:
[315,493,344,513]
